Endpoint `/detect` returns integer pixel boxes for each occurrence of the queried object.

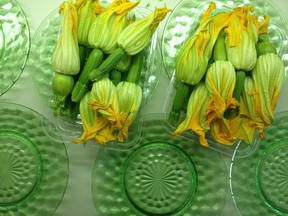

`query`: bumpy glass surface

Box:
[122,143,197,215]
[161,0,288,78]
[230,111,288,216]
[92,114,227,216]
[0,0,30,95]
[0,131,42,205]
[0,102,69,216]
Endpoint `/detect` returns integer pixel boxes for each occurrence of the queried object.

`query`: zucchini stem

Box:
[71,48,104,102]
[126,51,144,84]
[89,47,126,82]
[168,81,191,124]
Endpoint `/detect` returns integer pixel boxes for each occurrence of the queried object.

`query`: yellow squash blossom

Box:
[205,60,237,124]
[117,6,171,55]
[116,81,142,142]
[75,0,105,45]
[225,5,270,71]
[88,0,139,53]
[89,78,120,123]
[73,91,112,144]
[251,52,285,125]
[52,1,80,75]
[241,76,268,139]
[172,83,210,147]
[175,3,233,85]
[237,94,258,144]
[93,123,117,145]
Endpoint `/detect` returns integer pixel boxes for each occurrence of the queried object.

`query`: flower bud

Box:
[52,1,80,75]
[172,83,210,147]
[75,0,104,45]
[73,91,112,144]
[88,1,139,53]
[251,53,285,124]
[116,81,142,142]
[117,6,171,55]
[90,78,120,123]
[205,60,237,122]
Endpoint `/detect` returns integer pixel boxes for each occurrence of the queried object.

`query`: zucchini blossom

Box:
[75,0,105,45]
[52,1,80,75]
[89,78,120,123]
[116,81,142,142]
[175,3,233,85]
[172,83,210,147]
[73,91,116,145]
[205,60,237,123]
[117,6,171,55]
[225,5,270,71]
[74,78,143,145]
[241,77,267,140]
[88,0,139,53]
[251,53,285,126]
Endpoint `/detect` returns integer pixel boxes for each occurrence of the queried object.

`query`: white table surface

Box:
[2,0,288,215]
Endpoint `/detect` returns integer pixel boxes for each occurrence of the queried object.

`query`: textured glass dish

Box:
[28,3,161,149]
[230,111,288,216]
[0,0,30,96]
[91,113,228,216]
[161,0,288,157]
[0,102,69,215]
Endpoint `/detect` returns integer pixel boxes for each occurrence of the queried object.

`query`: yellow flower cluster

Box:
[171,3,285,147]
[51,0,171,145]
[73,78,142,144]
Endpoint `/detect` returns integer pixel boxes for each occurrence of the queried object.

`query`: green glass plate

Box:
[92,113,228,216]
[161,0,288,79]
[230,111,288,216]
[0,0,30,96]
[0,102,69,216]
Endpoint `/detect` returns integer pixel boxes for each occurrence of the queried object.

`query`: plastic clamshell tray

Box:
[161,0,288,157]
[28,1,162,150]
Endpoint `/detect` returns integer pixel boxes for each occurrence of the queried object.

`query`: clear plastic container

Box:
[28,3,162,150]
[161,0,288,157]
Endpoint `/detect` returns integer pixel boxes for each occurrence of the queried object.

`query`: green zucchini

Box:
[126,51,144,84]
[212,30,227,62]
[71,48,104,102]
[168,81,191,124]
[51,73,75,108]
[89,47,126,82]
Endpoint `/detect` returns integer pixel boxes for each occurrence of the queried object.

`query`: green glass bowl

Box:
[28,2,162,149]
[0,0,30,96]
[0,102,69,216]
[230,111,288,216]
[91,113,228,216]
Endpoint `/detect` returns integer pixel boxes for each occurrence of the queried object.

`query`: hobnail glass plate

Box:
[161,0,288,78]
[0,102,69,216]
[230,111,288,216]
[0,0,30,96]
[91,113,228,216]
[27,2,162,146]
